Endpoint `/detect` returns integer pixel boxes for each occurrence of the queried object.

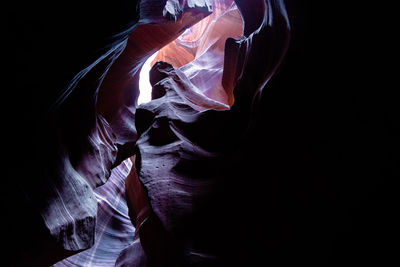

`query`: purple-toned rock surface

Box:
[96,1,213,145]
[53,159,135,266]
[5,0,290,266]
[51,0,289,264]
[116,0,291,265]
[8,1,395,266]
[9,1,214,265]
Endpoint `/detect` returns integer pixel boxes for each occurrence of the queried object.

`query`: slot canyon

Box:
[5,0,396,266]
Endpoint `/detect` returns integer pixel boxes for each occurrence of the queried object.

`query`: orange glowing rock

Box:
[152,0,244,107]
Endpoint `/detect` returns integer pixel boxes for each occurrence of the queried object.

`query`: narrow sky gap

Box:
[138,52,159,105]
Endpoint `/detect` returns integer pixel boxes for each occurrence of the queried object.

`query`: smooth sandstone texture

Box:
[7,0,290,266]
[54,159,135,267]
[118,0,290,266]
[11,1,214,266]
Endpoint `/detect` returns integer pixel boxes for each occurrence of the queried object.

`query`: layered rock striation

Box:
[6,0,290,266]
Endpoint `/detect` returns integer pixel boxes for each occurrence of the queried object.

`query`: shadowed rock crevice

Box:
[117,0,290,266]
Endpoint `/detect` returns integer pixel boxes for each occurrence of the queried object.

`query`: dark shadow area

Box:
[215,1,397,265]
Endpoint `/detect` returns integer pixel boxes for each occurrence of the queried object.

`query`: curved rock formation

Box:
[96,0,213,145]
[6,0,290,266]
[116,0,290,266]
[9,1,395,266]
[54,159,135,267]
[152,0,244,107]
[38,0,213,260]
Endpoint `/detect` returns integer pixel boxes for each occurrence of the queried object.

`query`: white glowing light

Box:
[138,52,159,105]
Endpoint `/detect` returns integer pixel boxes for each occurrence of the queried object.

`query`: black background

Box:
[234,1,397,265]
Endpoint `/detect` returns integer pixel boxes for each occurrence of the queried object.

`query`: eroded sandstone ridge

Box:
[118,0,290,265]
